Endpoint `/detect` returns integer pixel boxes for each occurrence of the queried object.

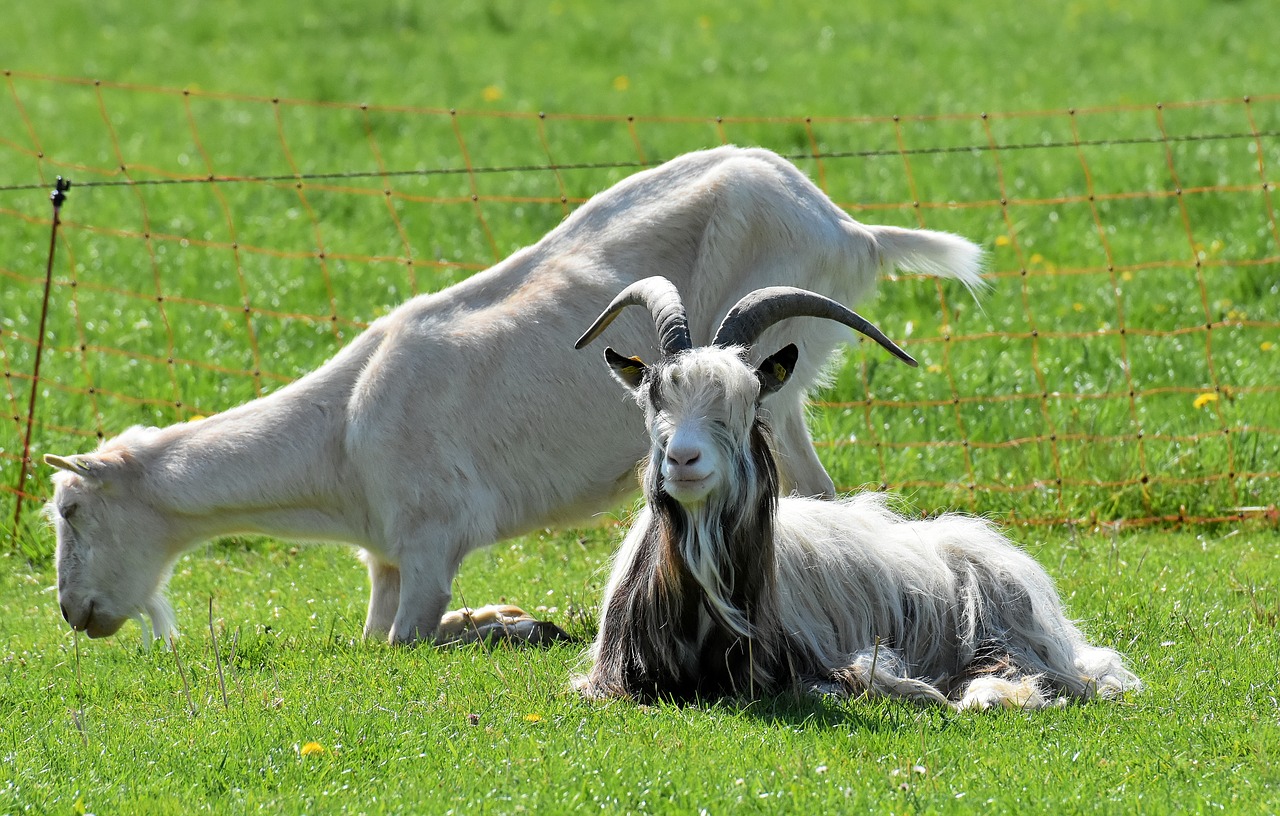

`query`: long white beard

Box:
[137,593,179,650]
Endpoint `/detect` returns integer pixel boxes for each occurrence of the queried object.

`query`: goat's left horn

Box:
[574,276,693,356]
[712,286,918,367]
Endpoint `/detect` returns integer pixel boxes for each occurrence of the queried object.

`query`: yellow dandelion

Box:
[926,364,944,374]
[612,75,630,92]
[1072,302,1084,313]
[698,14,712,29]
[482,85,503,102]
[187,414,207,423]
[994,235,1012,247]
[1261,341,1274,352]
[299,741,326,756]
[1029,253,1044,265]
[1120,271,1134,282]
[523,713,543,723]
[1192,392,1218,410]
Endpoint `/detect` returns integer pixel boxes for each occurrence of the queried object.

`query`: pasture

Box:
[2,0,1279,813]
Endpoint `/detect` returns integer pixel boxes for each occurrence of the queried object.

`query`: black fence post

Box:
[11,177,70,554]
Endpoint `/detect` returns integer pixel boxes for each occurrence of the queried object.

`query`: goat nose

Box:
[60,602,70,623]
[666,446,701,467]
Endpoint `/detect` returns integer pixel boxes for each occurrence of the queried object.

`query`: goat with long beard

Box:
[574,277,1142,710]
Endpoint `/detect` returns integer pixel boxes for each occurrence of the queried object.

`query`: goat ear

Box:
[604,347,649,391]
[755,344,799,396]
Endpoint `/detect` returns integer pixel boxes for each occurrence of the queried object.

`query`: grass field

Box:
[3,0,1280,813]
[1,525,1278,814]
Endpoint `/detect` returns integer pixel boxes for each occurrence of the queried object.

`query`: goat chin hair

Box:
[580,489,1142,710]
[137,593,178,652]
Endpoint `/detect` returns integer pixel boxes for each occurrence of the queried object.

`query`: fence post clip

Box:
[51,176,71,209]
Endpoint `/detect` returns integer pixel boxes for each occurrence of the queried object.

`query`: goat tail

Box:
[863,223,986,293]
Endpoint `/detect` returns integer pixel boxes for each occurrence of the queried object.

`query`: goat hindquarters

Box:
[771,495,1143,709]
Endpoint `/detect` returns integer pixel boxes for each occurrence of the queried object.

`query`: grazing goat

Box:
[43,146,983,646]
[574,277,1142,709]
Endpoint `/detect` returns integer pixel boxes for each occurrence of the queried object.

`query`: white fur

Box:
[582,346,1142,708]
[43,146,982,645]
[771,494,1142,706]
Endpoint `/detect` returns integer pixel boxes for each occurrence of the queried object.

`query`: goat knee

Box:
[387,542,464,645]
[389,601,448,645]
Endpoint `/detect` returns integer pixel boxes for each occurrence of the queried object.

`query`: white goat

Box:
[43,145,982,646]
[574,278,1141,709]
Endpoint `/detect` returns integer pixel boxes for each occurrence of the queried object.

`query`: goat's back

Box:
[343,147,939,543]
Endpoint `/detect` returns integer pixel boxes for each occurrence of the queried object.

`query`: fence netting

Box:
[3,72,1278,551]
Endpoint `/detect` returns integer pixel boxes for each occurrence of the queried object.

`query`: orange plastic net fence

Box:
[2,72,1278,548]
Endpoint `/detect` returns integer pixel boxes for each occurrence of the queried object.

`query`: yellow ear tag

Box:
[620,356,646,377]
[772,362,788,382]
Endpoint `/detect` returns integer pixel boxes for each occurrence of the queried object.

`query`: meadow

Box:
[2,0,1279,813]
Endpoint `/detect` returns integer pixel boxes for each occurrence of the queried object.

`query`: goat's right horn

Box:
[713,286,918,367]
[574,276,693,356]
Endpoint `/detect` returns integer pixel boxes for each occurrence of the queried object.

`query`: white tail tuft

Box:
[868,225,987,294]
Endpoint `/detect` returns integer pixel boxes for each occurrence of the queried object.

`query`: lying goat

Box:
[574,277,1142,709]
[43,146,982,646]
[436,604,572,648]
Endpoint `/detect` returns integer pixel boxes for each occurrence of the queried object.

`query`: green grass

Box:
[2,526,1278,814]
[3,0,1280,812]
[4,2,1279,537]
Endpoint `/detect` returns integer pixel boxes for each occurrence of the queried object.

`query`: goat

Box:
[574,277,1142,709]
[43,145,983,646]
[436,604,572,647]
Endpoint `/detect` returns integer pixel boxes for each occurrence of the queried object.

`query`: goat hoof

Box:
[436,604,574,648]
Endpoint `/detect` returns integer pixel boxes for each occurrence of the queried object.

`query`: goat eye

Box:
[61,502,79,521]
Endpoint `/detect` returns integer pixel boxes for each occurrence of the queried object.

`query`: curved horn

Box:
[712,286,918,367]
[574,276,693,355]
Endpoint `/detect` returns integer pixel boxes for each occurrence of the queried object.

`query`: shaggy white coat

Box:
[579,347,1141,709]
[44,146,982,645]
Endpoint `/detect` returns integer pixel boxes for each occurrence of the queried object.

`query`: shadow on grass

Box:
[580,683,961,736]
